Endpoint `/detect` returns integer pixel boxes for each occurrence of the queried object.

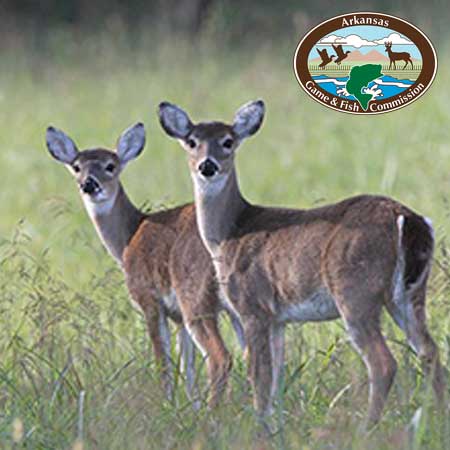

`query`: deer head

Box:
[385,41,392,51]
[46,123,146,214]
[158,100,265,195]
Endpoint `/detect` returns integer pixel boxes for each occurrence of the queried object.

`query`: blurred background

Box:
[0,0,448,281]
[1,0,448,44]
[0,0,449,281]
[0,2,449,448]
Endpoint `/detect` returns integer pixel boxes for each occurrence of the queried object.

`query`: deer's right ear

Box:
[158,102,193,139]
[46,126,79,164]
[232,100,265,140]
[117,122,146,166]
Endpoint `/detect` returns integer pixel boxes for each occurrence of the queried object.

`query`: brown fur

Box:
[124,202,236,405]
[160,106,445,426]
[47,128,242,406]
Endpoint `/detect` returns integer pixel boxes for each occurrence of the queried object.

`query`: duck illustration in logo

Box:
[332,44,351,64]
[317,48,335,68]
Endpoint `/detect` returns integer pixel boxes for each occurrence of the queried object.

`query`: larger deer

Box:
[158,100,445,427]
[385,42,413,70]
[45,123,245,407]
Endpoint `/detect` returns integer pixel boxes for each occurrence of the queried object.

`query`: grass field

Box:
[0,30,450,449]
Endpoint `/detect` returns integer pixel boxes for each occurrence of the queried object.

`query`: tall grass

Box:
[0,30,449,448]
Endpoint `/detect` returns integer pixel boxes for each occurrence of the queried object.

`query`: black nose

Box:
[198,159,218,178]
[81,177,100,194]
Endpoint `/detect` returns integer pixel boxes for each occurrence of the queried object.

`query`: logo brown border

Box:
[293,12,437,114]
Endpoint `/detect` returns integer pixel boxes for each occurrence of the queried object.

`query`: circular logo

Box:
[293,12,437,114]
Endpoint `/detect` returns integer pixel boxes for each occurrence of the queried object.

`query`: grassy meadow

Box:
[1,28,450,449]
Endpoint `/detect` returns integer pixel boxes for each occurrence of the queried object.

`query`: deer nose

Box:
[81,176,100,194]
[198,159,218,178]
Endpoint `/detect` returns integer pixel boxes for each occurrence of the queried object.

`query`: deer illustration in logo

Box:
[385,42,413,69]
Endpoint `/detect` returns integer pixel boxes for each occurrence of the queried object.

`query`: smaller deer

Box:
[385,42,413,70]
[45,124,245,407]
[159,100,445,428]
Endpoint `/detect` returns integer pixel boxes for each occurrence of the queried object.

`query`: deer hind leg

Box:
[269,323,285,407]
[185,318,232,408]
[407,286,445,403]
[345,316,398,428]
[322,224,401,426]
[388,282,445,403]
[386,215,445,404]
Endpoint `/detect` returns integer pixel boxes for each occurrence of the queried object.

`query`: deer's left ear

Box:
[117,122,146,165]
[232,100,265,140]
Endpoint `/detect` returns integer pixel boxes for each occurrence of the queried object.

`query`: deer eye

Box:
[187,138,197,149]
[72,164,80,173]
[105,163,116,173]
[222,138,234,149]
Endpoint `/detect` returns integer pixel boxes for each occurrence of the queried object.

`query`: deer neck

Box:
[193,168,248,256]
[83,184,144,265]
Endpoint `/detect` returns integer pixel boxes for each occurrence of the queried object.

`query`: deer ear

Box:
[117,123,146,165]
[232,100,265,140]
[46,126,79,164]
[158,102,193,139]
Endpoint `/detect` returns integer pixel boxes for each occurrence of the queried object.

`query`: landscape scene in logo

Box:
[310,27,420,110]
[294,14,437,114]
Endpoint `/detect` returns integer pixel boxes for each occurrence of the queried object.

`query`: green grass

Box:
[1,30,450,449]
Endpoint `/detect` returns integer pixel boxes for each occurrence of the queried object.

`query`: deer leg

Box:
[407,307,445,405]
[323,228,400,426]
[176,326,199,408]
[227,308,246,351]
[403,60,408,69]
[243,315,273,417]
[142,303,174,400]
[270,323,285,403]
[185,318,232,408]
[345,318,398,428]
[393,283,445,404]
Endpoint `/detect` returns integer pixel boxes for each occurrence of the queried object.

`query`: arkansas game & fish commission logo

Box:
[293,12,437,114]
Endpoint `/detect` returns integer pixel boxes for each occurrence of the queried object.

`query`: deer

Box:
[385,42,413,70]
[158,99,445,428]
[45,123,245,408]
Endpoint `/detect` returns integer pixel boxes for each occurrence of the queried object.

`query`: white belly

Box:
[277,290,340,324]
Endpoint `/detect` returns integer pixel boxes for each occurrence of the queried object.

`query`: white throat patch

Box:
[192,171,229,198]
[82,193,117,218]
